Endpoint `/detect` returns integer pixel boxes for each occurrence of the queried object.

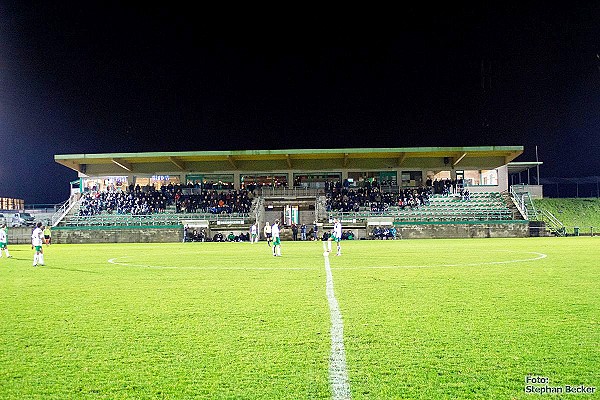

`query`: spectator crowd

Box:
[326,184,431,213]
[79,183,253,216]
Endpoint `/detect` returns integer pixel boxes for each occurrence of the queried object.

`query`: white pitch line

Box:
[324,253,352,400]
[337,251,548,270]
[108,251,546,271]
[107,256,313,270]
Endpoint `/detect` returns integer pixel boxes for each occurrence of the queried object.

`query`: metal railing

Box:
[510,186,538,220]
[51,194,82,227]
[258,187,324,197]
[538,209,566,236]
[327,209,514,223]
[61,211,251,227]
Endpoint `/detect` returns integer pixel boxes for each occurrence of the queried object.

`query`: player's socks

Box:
[5,249,10,257]
[33,254,38,266]
[39,254,45,265]
[327,241,332,252]
[276,247,281,256]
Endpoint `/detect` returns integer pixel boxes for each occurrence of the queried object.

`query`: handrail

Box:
[509,186,538,220]
[538,209,566,236]
[259,187,324,197]
[327,209,513,222]
[62,211,251,227]
[51,194,82,227]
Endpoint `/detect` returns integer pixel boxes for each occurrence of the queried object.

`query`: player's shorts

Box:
[266,233,272,239]
[34,245,43,252]
[330,234,341,242]
[44,235,50,239]
[272,236,281,246]
[0,242,6,249]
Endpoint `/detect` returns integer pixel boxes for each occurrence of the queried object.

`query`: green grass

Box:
[534,198,600,231]
[0,238,598,399]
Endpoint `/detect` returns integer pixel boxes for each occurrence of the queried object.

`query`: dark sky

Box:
[1,3,599,204]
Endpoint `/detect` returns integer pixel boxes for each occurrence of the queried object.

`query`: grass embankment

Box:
[533,198,600,232]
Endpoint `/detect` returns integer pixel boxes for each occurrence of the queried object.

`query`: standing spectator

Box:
[291,223,298,241]
[313,221,319,240]
[300,223,307,241]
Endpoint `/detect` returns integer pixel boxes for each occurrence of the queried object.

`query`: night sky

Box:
[1,3,599,204]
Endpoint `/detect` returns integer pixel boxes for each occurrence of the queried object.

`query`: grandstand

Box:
[51,147,535,242]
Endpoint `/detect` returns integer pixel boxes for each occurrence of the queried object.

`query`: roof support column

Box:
[233,171,241,190]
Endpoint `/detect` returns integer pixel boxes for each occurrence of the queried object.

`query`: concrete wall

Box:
[52,227,183,244]
[40,221,530,244]
[5,227,35,245]
[393,221,529,239]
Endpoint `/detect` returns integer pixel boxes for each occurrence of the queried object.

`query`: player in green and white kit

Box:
[32,222,45,266]
[327,218,342,256]
[0,224,11,258]
[271,220,281,257]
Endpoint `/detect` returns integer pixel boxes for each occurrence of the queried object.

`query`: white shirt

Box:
[251,225,257,234]
[271,223,280,238]
[31,228,43,247]
[264,224,271,235]
[333,222,342,238]
[0,229,6,243]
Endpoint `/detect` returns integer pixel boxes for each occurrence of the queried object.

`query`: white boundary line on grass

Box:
[340,251,548,270]
[107,251,547,271]
[324,253,352,400]
[107,256,311,270]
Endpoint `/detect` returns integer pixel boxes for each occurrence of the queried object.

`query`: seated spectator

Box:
[462,189,471,201]
[213,232,224,242]
[372,226,383,239]
[389,226,397,239]
[382,226,390,239]
[239,232,250,242]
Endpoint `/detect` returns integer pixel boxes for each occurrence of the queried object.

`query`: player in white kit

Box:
[327,218,342,256]
[32,222,45,266]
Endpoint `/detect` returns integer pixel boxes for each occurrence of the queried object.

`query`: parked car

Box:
[11,212,36,227]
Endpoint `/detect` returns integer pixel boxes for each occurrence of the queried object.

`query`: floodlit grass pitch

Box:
[0,238,598,399]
